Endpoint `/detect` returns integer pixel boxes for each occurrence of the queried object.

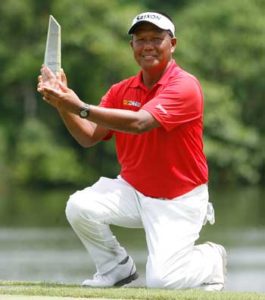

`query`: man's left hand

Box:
[37,66,84,113]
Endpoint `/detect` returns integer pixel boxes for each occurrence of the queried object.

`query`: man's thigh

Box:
[141,185,209,270]
[69,176,143,228]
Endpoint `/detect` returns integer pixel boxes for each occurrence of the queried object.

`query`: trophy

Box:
[44,15,61,74]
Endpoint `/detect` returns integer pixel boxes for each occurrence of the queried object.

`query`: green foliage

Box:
[119,0,194,12]
[203,81,261,184]
[13,118,86,186]
[0,127,8,180]
[175,0,265,131]
[174,0,265,185]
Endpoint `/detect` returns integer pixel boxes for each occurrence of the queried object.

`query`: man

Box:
[38,12,227,290]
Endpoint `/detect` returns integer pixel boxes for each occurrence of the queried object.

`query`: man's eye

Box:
[153,38,163,44]
[134,37,164,46]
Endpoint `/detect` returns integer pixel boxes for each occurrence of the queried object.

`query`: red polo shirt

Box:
[100,60,208,199]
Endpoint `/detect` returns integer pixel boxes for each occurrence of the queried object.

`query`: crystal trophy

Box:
[44,15,61,74]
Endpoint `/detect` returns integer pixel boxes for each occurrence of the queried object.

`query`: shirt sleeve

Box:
[142,74,204,131]
[98,85,119,140]
[99,85,116,108]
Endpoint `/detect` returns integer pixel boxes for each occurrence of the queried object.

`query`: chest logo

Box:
[123,99,141,108]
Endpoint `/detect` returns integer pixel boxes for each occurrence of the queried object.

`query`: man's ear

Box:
[130,39,133,48]
[171,37,177,53]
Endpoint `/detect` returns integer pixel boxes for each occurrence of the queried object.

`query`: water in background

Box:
[0,185,264,292]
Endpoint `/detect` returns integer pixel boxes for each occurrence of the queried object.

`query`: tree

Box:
[0,0,143,186]
[174,0,265,184]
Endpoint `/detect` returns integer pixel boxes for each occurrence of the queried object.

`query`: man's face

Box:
[130,23,177,72]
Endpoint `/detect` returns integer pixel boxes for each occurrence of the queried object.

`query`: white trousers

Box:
[65,176,217,289]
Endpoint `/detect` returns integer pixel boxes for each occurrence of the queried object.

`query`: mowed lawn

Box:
[0,281,265,300]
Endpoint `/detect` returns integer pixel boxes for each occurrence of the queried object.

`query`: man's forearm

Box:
[86,105,158,134]
[58,108,103,147]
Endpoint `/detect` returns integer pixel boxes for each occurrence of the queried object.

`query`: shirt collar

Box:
[129,60,181,89]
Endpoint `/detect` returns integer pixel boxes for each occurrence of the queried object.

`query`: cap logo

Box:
[136,14,161,21]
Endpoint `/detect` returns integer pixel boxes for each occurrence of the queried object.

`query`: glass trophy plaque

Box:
[44,15,61,74]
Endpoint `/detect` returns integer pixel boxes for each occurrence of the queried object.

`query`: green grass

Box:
[0,281,264,300]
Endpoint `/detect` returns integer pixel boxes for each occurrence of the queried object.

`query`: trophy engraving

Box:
[44,15,61,74]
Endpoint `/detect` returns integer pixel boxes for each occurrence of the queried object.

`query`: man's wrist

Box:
[79,103,90,118]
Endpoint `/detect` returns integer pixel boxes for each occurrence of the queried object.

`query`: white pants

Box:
[65,176,217,289]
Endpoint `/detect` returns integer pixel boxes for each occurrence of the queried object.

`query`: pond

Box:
[0,185,264,292]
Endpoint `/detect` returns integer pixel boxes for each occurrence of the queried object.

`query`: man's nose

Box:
[143,40,155,48]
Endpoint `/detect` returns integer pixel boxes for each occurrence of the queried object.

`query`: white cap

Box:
[128,12,175,37]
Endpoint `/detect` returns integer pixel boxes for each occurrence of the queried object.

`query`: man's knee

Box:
[65,189,102,226]
[146,269,169,289]
[146,266,184,289]
[65,192,85,225]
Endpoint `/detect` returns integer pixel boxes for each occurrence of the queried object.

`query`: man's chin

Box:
[140,60,159,70]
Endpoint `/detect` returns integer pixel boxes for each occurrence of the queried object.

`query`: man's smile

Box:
[142,54,158,60]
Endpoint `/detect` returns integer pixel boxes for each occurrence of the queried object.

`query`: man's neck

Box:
[141,60,172,89]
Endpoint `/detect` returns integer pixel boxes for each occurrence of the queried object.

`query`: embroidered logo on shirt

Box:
[123,99,141,108]
[156,103,167,114]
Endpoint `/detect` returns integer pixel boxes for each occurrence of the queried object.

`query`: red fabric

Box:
[100,60,208,199]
